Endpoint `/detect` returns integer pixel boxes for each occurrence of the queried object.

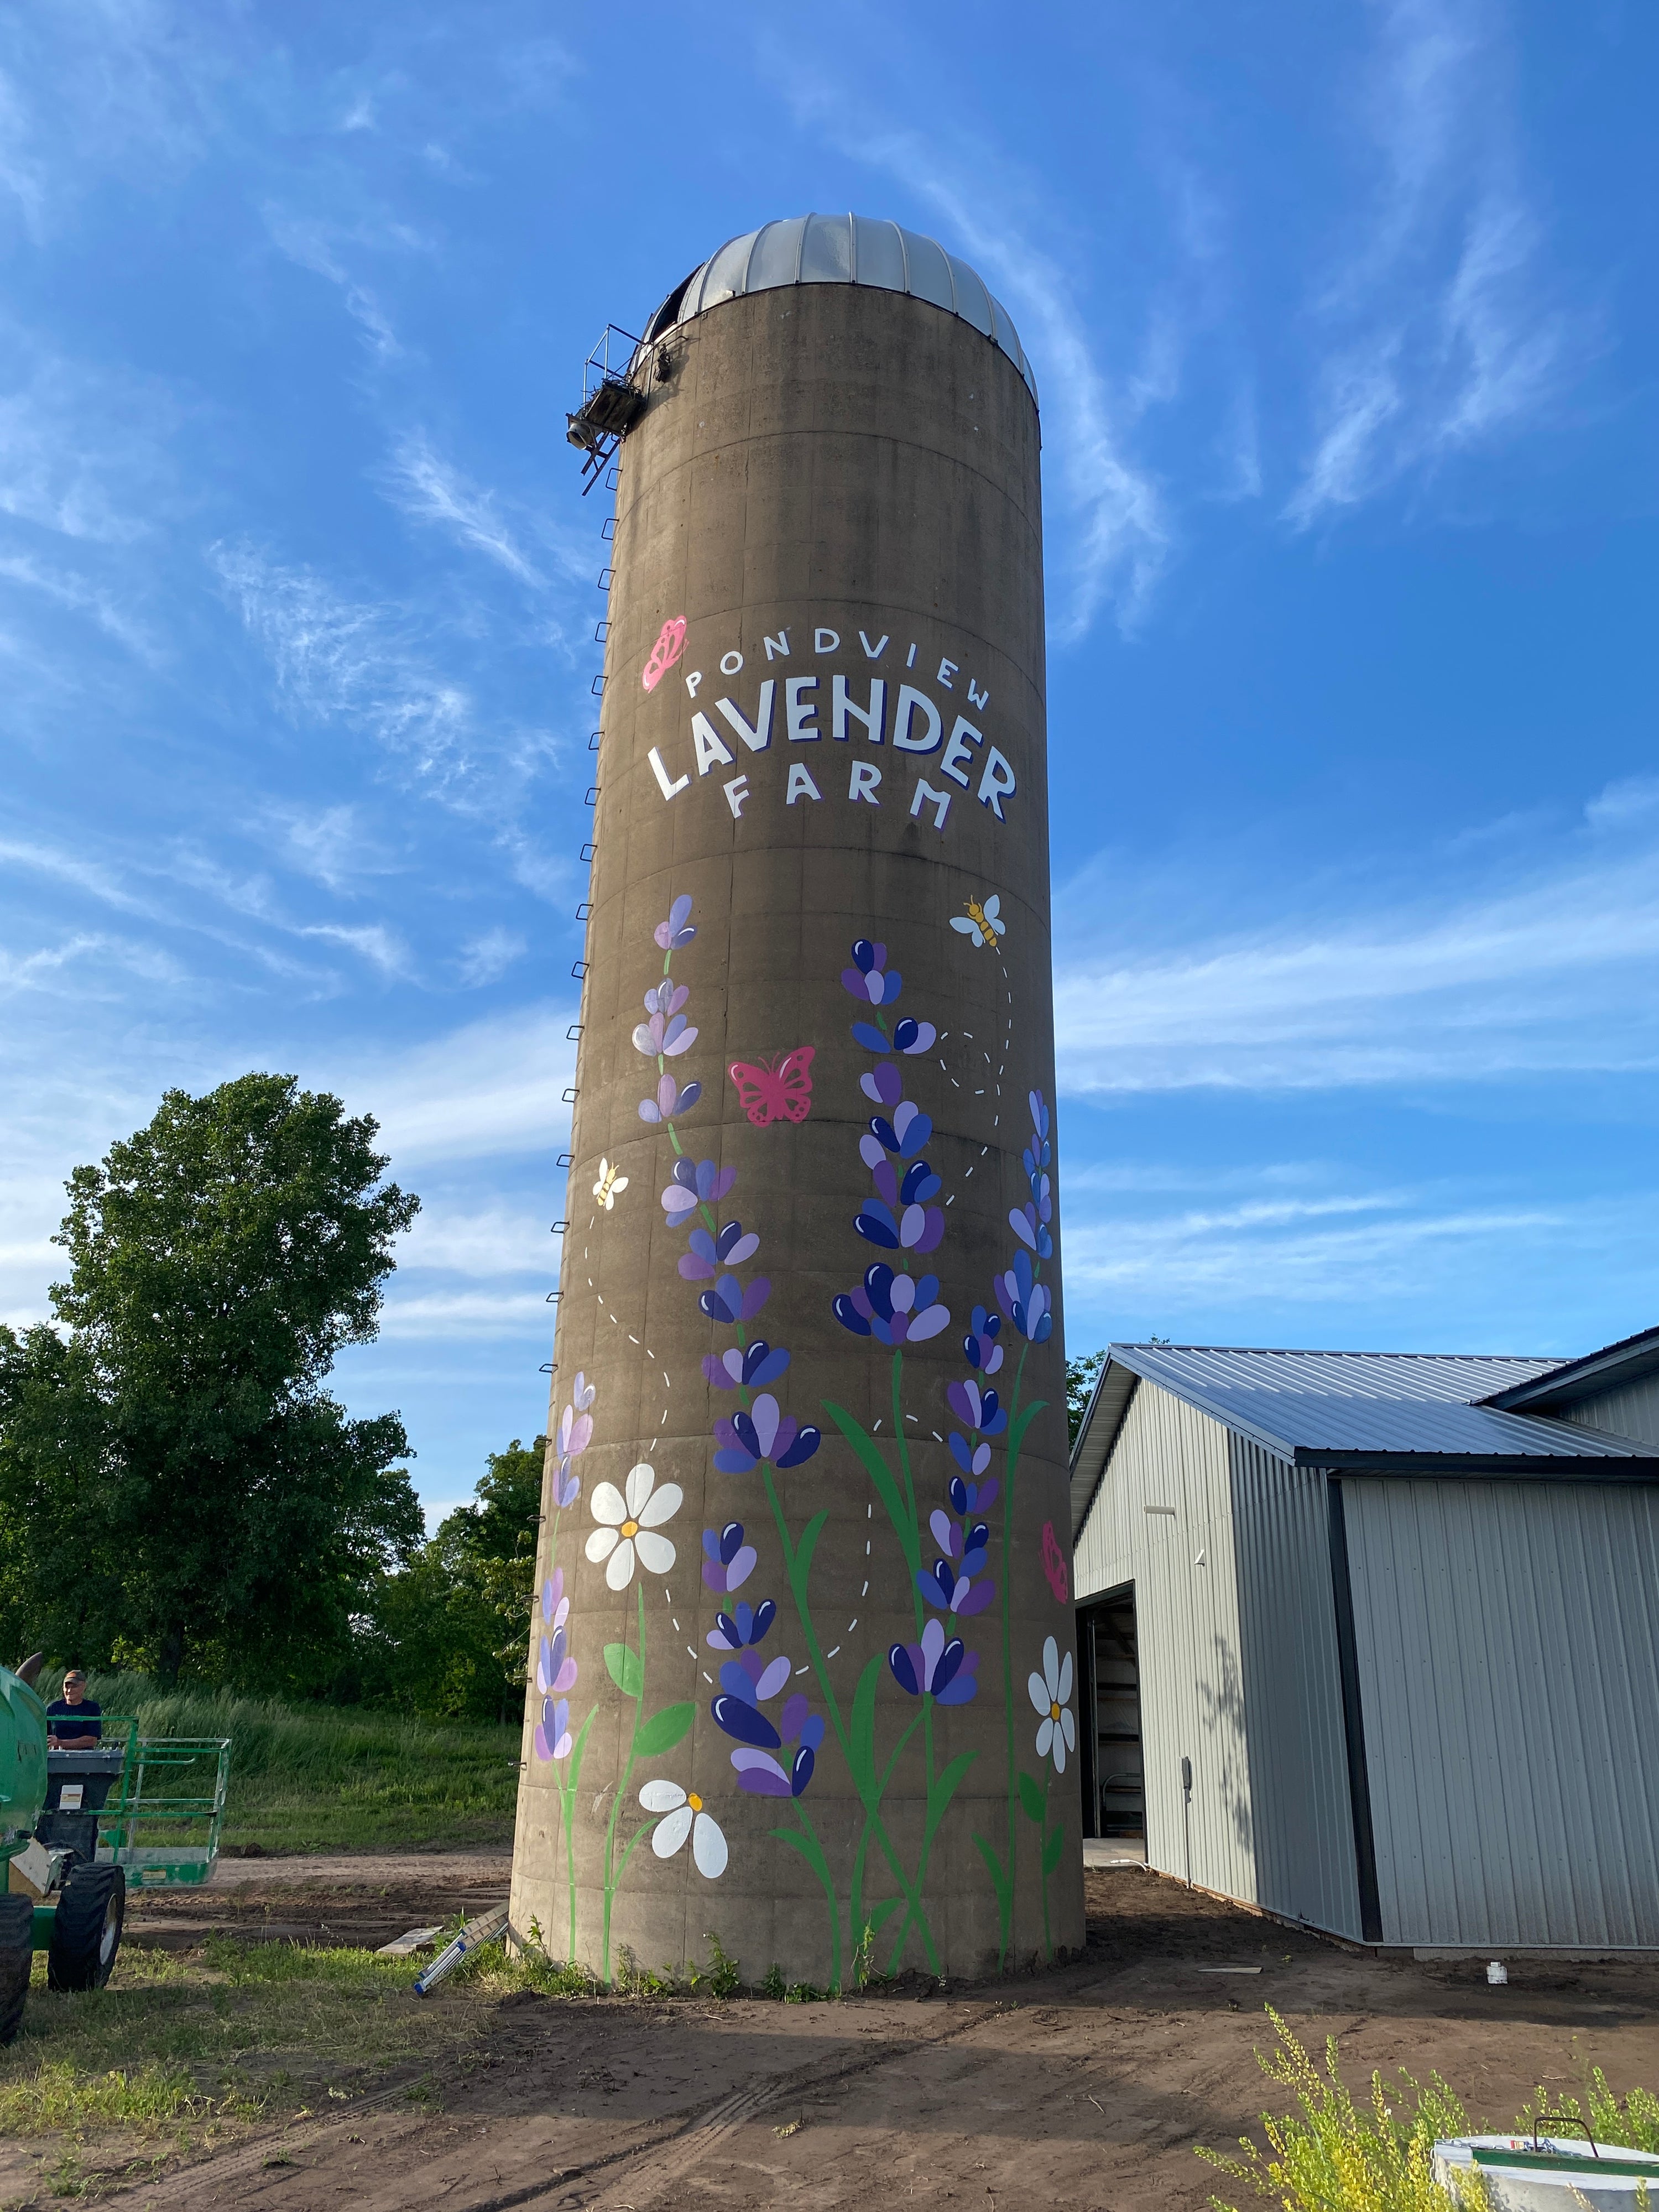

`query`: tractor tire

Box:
[0,1895,32,2044]
[47,1863,124,1993]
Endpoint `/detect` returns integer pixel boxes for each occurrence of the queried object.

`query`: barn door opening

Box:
[1078,1585,1142,1841]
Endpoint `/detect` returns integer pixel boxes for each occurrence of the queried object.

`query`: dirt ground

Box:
[80,1864,1659,2209]
[123,1851,515,1952]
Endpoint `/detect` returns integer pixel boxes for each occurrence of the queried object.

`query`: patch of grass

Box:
[79,1671,520,1853]
[0,1922,755,2195]
[0,2058,234,2138]
[1,1942,461,2127]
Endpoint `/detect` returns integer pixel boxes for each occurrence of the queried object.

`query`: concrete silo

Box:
[512,213,1081,1986]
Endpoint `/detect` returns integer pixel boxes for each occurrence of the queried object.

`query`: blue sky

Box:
[1,2,1655,1524]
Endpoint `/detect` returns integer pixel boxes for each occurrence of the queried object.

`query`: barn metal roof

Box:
[643,213,1039,408]
[1481,1323,1659,1411]
[1068,1341,1659,1546]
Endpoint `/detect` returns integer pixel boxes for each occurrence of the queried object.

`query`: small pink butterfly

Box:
[641,617,687,693]
[728,1047,816,1128]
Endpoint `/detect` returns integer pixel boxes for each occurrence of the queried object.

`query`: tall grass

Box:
[72,1671,520,1853]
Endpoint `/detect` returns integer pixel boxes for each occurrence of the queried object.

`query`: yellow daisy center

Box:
[620,1518,639,1538]
[687,1792,703,1813]
[1050,1700,1062,1722]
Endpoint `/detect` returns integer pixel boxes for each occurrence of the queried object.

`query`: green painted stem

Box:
[762,1467,935,1969]
[849,1708,922,1968]
[1040,1764,1053,1961]
[561,1705,596,1965]
[781,1798,841,1993]
[998,1342,1031,1970]
[893,1352,925,1642]
[600,1584,648,1985]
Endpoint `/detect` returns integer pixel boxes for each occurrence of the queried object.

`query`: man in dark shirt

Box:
[45,1671,102,1750]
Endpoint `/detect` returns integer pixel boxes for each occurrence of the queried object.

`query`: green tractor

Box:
[0,1657,126,2043]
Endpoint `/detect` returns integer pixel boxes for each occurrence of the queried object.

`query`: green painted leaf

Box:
[1018,1771,1045,1825]
[863,1896,903,1934]
[973,1832,1011,1903]
[822,1400,919,1572]
[794,1509,828,1594]
[633,1700,695,1759]
[928,1749,978,1824]
[849,1653,881,1798]
[768,1824,833,1893]
[1008,1397,1047,1461]
[563,1704,599,1802]
[604,1642,644,1698]
[1042,1823,1066,1876]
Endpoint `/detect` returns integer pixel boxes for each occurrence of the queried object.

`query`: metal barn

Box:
[1068,1331,1659,1950]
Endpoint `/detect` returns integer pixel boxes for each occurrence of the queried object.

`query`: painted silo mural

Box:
[510,213,1082,1986]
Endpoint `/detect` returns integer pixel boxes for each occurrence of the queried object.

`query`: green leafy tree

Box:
[357,1437,544,1720]
[0,1073,421,1688]
[1067,1349,1106,1449]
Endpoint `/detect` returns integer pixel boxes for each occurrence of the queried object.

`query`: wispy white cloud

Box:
[384,434,544,586]
[1063,1186,1578,1312]
[0,67,45,234]
[0,550,158,658]
[375,1288,549,1338]
[300,920,410,979]
[1287,0,1571,524]
[457,927,525,987]
[210,542,475,790]
[399,1203,548,1278]
[1582,777,1659,833]
[0,834,153,916]
[1056,782,1659,1095]
[263,211,418,360]
[0,2,228,237]
[327,1003,577,1164]
[0,342,174,544]
[210,541,564,824]
[0,931,183,998]
[761,70,1169,639]
[1056,1147,1659,1343]
[0,822,411,994]
[263,804,398,896]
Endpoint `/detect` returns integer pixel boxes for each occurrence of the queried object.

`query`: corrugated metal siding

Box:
[1074,1381,1256,1903]
[1074,1384,1360,1935]
[1566,1377,1659,1450]
[1230,1441,1363,1939]
[1344,1478,1659,1947]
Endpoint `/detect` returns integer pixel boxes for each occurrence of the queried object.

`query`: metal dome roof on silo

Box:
[646,213,1039,408]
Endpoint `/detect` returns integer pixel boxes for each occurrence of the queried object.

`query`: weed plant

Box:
[1202,2012,1659,2211]
[1515,2071,1659,2156]
[1199,2010,1484,2211]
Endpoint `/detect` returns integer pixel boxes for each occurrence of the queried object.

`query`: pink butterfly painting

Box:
[728,1047,816,1128]
[641,616,687,693]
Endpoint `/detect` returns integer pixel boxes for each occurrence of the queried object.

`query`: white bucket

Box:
[1434,2136,1659,2209]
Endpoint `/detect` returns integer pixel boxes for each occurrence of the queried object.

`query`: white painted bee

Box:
[592,1157,629,1211]
[950,894,1006,950]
